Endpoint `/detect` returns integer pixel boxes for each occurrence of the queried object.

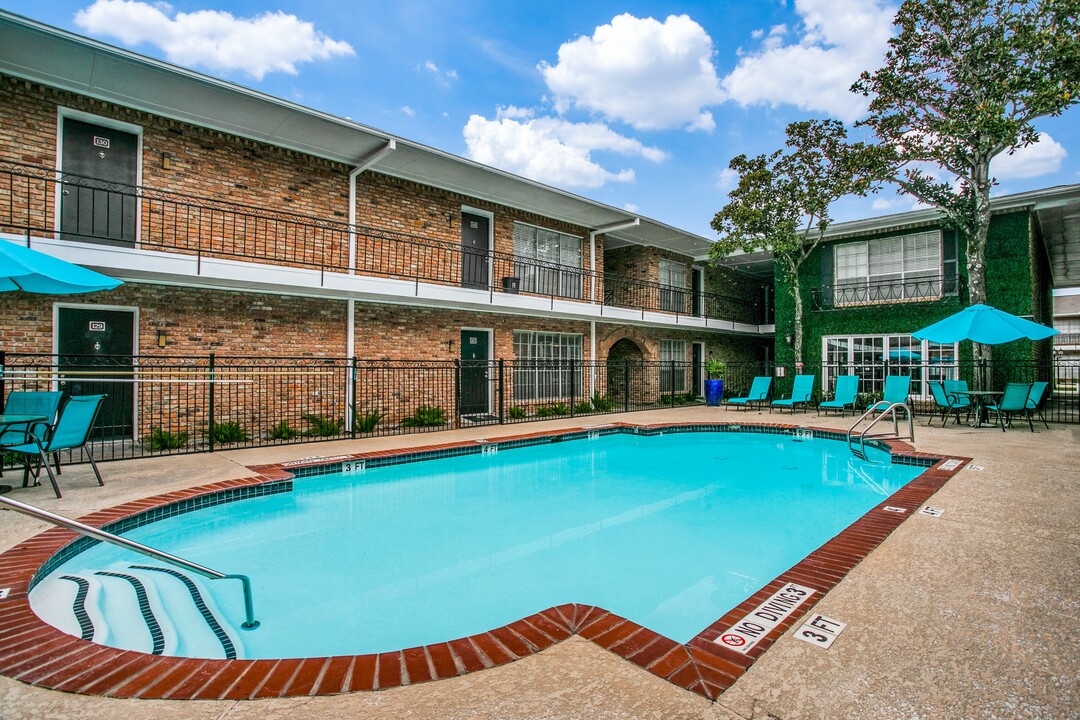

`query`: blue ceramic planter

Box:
[705,378,724,406]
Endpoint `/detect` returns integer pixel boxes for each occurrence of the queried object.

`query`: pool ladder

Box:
[0,494,259,630]
[846,402,915,460]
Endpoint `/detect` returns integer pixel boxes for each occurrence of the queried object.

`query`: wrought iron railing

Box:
[811,274,964,310]
[0,160,765,324]
[1054,332,1080,346]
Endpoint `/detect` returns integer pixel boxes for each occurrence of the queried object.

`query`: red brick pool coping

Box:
[0,421,969,701]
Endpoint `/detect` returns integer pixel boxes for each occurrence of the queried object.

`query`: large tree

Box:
[710,120,890,365]
[852,0,1079,310]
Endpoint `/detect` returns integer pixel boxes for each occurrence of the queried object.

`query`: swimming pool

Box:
[29,427,924,660]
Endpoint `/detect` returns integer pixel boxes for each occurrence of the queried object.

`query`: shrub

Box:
[574,401,593,414]
[208,421,248,444]
[550,403,569,416]
[591,393,613,412]
[304,414,345,437]
[353,409,383,433]
[144,427,189,451]
[509,406,527,420]
[268,421,301,441]
[534,405,555,418]
[401,405,447,427]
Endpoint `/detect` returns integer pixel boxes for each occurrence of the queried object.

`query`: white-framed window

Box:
[513,223,583,298]
[822,334,959,398]
[659,259,688,312]
[833,230,942,303]
[659,339,687,392]
[512,330,582,401]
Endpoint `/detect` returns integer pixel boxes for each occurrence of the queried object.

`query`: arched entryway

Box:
[606,337,645,409]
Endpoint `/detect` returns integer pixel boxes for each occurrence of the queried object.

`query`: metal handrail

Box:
[846,401,915,459]
[0,495,259,629]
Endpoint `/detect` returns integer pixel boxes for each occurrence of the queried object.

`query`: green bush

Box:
[353,409,383,433]
[401,405,447,427]
[208,421,248,444]
[268,421,301,440]
[550,403,569,416]
[303,414,345,437]
[591,393,613,412]
[509,406,527,420]
[145,427,189,451]
[534,405,555,418]
[574,401,593,414]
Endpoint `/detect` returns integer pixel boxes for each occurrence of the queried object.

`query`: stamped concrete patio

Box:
[1,406,1076,719]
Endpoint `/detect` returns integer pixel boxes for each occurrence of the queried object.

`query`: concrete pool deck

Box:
[1,407,1076,719]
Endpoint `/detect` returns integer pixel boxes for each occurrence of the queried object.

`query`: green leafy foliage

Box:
[208,421,248,444]
[267,421,301,440]
[353,409,383,433]
[303,414,345,437]
[509,406,527,419]
[591,393,614,412]
[550,403,569,416]
[574,401,593,414]
[401,405,447,427]
[145,427,189,450]
[705,359,727,379]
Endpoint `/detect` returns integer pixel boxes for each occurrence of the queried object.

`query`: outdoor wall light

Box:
[161,152,173,169]
[157,329,167,348]
[785,334,793,346]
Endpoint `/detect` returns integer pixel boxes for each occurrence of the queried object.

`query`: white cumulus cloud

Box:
[463,115,668,188]
[539,14,724,132]
[721,0,896,122]
[991,134,1067,180]
[74,0,354,80]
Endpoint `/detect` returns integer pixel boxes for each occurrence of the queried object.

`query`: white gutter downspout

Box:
[587,218,640,397]
[345,139,395,430]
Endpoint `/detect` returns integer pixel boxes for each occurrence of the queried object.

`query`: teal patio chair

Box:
[770,375,815,413]
[818,375,859,416]
[0,391,64,445]
[870,375,912,413]
[927,380,970,427]
[943,379,973,416]
[726,376,772,411]
[1025,381,1050,429]
[984,383,1035,432]
[4,394,107,498]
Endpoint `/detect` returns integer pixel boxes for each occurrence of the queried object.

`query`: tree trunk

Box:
[789,260,804,369]
[970,156,993,388]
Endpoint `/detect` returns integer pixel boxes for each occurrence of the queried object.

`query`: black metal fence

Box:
[3,353,1076,469]
[811,274,965,310]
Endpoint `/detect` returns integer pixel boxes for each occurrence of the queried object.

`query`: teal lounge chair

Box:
[985,382,1035,432]
[1025,381,1050,429]
[5,395,107,498]
[927,380,970,426]
[870,375,911,413]
[726,376,772,411]
[770,374,815,413]
[818,375,858,416]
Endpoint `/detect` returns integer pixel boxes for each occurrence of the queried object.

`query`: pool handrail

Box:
[846,401,915,460]
[0,495,259,630]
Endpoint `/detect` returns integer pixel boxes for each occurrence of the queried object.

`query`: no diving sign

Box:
[714,582,815,654]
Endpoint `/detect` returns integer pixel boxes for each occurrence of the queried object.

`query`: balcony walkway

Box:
[0,407,1074,719]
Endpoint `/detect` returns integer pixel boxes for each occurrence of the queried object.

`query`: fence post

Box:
[350,356,358,438]
[207,352,215,453]
[0,350,5,403]
[624,361,630,413]
[569,358,576,417]
[453,359,460,430]
[498,359,505,424]
[669,361,676,406]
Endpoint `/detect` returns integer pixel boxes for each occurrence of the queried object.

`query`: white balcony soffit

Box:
[0,11,714,260]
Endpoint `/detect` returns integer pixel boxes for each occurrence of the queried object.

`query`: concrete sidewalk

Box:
[1,408,1076,719]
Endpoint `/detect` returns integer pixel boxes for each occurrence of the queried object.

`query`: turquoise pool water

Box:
[33,431,922,658]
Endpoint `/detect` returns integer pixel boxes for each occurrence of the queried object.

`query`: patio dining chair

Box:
[770,374,815,413]
[725,376,772,411]
[818,375,859,416]
[1025,381,1050,429]
[984,383,1035,432]
[927,380,971,427]
[4,394,107,498]
[0,391,64,476]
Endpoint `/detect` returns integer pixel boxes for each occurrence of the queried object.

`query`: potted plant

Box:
[705,359,726,406]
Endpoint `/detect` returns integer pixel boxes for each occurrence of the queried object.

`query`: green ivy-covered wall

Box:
[775,209,1044,371]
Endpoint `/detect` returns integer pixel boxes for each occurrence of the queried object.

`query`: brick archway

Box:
[597,327,657,361]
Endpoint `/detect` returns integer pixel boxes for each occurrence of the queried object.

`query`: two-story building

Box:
[0,12,772,447]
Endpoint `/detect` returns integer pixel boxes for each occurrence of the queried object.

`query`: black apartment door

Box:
[460,212,490,289]
[56,307,135,439]
[459,329,490,415]
[60,117,139,247]
[692,342,704,397]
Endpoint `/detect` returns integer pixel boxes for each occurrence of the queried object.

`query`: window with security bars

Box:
[833,231,943,303]
[513,223,583,299]
[659,339,686,393]
[512,331,582,401]
[659,260,688,312]
[822,334,958,398]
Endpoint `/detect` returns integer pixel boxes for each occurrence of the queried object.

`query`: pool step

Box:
[31,565,242,659]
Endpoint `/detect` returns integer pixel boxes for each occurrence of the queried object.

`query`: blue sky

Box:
[5,0,1078,239]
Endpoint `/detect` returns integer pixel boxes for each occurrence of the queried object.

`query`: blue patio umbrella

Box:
[0,241,122,294]
[912,304,1058,344]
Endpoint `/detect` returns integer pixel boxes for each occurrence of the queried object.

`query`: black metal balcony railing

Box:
[0,160,766,325]
[812,274,964,310]
[1054,332,1080,346]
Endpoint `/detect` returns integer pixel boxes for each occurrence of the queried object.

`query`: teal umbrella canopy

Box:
[0,241,122,294]
[912,304,1059,345]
